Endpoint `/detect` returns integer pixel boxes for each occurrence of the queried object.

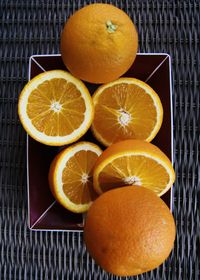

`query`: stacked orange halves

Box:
[18,3,176,277]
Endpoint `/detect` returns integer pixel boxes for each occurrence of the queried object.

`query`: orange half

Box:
[18,70,94,146]
[49,142,102,213]
[92,78,163,146]
[93,140,175,197]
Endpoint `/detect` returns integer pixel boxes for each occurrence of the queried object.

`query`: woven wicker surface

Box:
[0,0,199,279]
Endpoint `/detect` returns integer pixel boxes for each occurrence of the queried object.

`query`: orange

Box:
[93,139,175,196]
[92,78,163,146]
[61,3,138,84]
[18,70,94,146]
[84,186,176,276]
[48,141,102,213]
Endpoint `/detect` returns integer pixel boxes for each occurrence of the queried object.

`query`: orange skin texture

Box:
[84,186,176,277]
[61,3,138,84]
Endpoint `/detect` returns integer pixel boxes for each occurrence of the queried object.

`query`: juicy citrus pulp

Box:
[93,139,175,196]
[92,78,163,146]
[48,142,102,213]
[18,70,94,146]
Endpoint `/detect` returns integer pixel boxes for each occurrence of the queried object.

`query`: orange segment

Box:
[48,142,102,213]
[93,139,175,196]
[18,70,94,146]
[92,78,163,146]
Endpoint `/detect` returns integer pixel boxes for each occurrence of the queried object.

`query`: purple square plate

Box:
[27,53,174,231]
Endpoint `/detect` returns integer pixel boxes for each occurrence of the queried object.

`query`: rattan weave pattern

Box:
[0,0,199,279]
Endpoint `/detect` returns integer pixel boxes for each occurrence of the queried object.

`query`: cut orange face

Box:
[49,142,102,213]
[92,78,163,146]
[18,70,94,146]
[93,139,175,197]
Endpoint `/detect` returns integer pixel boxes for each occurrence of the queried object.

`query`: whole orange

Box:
[61,3,138,84]
[84,186,176,277]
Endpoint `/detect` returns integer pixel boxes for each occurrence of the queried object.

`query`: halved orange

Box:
[92,78,163,146]
[49,141,102,213]
[93,139,175,197]
[18,70,94,146]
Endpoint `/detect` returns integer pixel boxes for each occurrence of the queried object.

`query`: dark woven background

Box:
[0,0,199,279]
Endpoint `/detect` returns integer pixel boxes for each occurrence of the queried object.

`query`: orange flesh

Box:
[62,150,99,204]
[98,155,170,194]
[93,83,157,143]
[27,78,86,136]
